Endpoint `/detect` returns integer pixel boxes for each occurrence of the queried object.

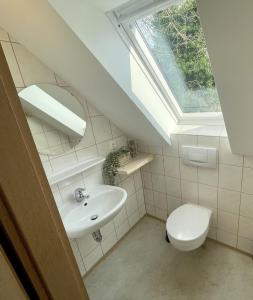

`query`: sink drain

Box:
[90,214,98,221]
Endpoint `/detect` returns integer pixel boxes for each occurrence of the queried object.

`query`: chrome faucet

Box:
[74,187,89,202]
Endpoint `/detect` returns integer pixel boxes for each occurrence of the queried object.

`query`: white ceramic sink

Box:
[60,184,127,239]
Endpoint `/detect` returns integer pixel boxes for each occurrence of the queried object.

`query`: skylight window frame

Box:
[110,0,224,125]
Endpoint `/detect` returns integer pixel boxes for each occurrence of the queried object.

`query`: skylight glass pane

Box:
[136,0,220,113]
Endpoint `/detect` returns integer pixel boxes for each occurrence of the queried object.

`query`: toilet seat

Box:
[166,204,212,251]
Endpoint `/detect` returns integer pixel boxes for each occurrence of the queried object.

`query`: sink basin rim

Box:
[61,184,127,239]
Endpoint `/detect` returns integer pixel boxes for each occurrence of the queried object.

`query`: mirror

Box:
[19,84,86,156]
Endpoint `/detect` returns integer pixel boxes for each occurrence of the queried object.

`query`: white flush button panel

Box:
[182,146,217,168]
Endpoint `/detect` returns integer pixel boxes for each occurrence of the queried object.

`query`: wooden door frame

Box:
[0,44,89,299]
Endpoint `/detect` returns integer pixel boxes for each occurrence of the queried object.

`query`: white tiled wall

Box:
[27,115,73,154]
[0,27,146,275]
[139,134,253,255]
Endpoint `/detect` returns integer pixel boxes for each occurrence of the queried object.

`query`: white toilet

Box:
[166,204,212,251]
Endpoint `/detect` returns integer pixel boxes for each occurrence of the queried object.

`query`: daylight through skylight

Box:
[134,0,220,113]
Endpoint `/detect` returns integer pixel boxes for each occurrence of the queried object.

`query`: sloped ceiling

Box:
[0,0,166,145]
[197,0,253,155]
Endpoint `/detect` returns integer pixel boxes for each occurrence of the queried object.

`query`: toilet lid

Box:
[166,204,211,241]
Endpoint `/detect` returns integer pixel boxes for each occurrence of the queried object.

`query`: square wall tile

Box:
[242,167,253,194]
[133,171,142,191]
[87,102,102,117]
[217,229,237,247]
[138,204,146,218]
[76,145,98,162]
[198,184,217,209]
[114,136,127,149]
[164,156,180,178]
[219,137,243,166]
[70,240,86,276]
[240,193,253,219]
[143,189,154,206]
[180,159,197,181]
[75,120,95,150]
[50,152,77,171]
[237,236,253,255]
[113,206,128,228]
[155,208,167,221]
[44,130,61,147]
[167,195,182,214]
[208,227,217,240]
[76,234,98,258]
[151,174,165,193]
[91,116,112,143]
[100,220,115,238]
[210,209,218,227]
[136,189,145,207]
[238,216,253,240]
[218,189,240,214]
[33,133,48,152]
[146,204,156,216]
[128,210,140,228]
[83,246,103,271]
[110,122,123,138]
[101,231,117,254]
[163,135,179,157]
[121,176,135,196]
[219,164,242,191]
[181,180,198,204]
[115,220,130,240]
[165,176,181,198]
[27,116,43,134]
[142,172,152,189]
[149,145,163,155]
[57,173,82,190]
[217,211,239,234]
[125,194,138,217]
[244,156,253,168]
[198,167,218,187]
[150,155,164,175]
[153,191,167,210]
[96,140,112,157]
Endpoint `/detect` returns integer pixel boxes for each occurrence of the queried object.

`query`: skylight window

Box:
[117,0,221,114]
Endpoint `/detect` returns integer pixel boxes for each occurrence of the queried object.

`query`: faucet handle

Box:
[74,187,88,202]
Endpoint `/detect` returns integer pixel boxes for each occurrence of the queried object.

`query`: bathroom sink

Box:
[59,184,127,239]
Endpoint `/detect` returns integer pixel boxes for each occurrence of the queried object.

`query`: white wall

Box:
[197,0,253,155]
[0,0,165,145]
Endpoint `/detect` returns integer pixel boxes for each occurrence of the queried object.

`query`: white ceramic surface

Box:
[48,157,105,185]
[60,184,127,238]
[166,204,212,251]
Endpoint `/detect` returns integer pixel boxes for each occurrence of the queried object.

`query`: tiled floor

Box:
[85,216,253,300]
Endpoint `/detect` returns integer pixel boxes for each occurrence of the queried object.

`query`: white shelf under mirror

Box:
[48,157,105,185]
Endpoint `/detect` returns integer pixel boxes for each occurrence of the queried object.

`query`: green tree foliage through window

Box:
[136,0,220,112]
[152,0,215,90]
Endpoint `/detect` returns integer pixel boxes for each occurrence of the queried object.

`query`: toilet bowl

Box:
[166,204,212,251]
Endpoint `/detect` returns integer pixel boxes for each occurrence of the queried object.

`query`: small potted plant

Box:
[103,146,130,185]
